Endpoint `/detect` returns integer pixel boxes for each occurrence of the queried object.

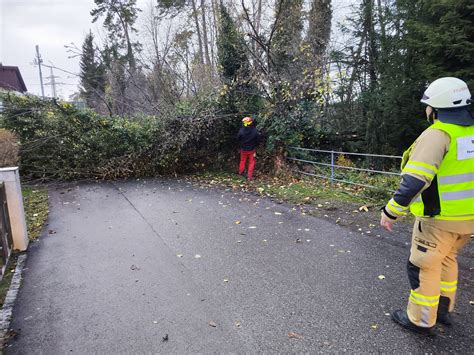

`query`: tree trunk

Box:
[273,144,288,176]
[191,0,205,65]
[200,0,212,69]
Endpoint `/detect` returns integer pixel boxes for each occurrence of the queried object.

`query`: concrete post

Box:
[0,167,28,251]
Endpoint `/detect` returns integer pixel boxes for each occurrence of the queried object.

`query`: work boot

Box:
[391,310,434,335]
[437,296,453,326]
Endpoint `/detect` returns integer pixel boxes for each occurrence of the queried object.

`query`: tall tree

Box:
[306,0,332,69]
[217,2,257,112]
[200,0,212,68]
[79,31,106,111]
[271,0,304,81]
[91,0,141,69]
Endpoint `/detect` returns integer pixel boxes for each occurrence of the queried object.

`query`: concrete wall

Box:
[0,167,28,251]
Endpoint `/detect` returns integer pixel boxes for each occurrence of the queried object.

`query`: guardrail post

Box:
[330,151,335,186]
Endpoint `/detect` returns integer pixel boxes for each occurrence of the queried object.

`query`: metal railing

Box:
[0,182,13,279]
[287,147,402,192]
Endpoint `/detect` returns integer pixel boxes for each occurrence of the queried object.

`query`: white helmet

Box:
[420,77,471,109]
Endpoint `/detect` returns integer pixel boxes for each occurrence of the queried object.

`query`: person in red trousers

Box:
[238,116,261,181]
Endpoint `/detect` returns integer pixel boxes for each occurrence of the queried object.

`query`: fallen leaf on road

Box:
[235,322,242,328]
[176,254,183,258]
[274,212,282,215]
[378,275,385,280]
[162,334,169,342]
[359,205,369,212]
[317,204,323,207]
[371,324,378,329]
[296,239,302,243]
[235,221,241,224]
[223,279,229,283]
[304,228,310,231]
[470,301,474,305]
[153,320,158,324]
[209,321,217,327]
[288,332,303,339]
[194,254,201,259]
[249,226,257,229]
[48,230,56,234]
[130,265,140,271]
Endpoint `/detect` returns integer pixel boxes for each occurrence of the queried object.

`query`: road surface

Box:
[5,179,473,353]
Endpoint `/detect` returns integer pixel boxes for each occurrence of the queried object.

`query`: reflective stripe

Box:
[440,285,457,292]
[387,198,407,216]
[404,161,437,177]
[439,172,474,185]
[409,290,439,306]
[409,296,439,307]
[407,161,438,172]
[441,280,457,286]
[440,280,457,292]
[441,189,474,201]
[403,167,435,179]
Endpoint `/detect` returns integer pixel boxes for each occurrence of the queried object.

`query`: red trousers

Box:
[239,149,256,180]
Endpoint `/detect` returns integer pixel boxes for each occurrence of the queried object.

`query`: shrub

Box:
[0,128,20,167]
[0,93,238,180]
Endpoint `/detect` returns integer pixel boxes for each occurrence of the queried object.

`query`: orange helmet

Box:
[242,116,253,126]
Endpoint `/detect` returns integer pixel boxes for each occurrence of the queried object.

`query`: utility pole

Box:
[34,45,45,97]
[45,66,59,98]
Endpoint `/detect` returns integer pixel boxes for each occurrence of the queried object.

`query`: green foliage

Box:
[91,0,141,68]
[329,0,473,155]
[217,3,248,81]
[402,0,474,89]
[0,93,236,180]
[217,3,262,114]
[0,94,156,179]
[79,31,106,108]
[260,99,324,152]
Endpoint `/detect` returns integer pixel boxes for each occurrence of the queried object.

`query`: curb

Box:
[0,253,27,343]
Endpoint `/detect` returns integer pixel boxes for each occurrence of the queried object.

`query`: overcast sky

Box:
[0,0,151,99]
[1,0,352,100]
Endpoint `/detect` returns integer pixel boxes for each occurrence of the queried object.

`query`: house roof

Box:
[0,65,27,93]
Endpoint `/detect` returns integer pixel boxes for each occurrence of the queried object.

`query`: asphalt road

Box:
[5,179,473,353]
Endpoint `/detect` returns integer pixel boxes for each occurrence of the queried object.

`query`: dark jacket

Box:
[238,126,261,151]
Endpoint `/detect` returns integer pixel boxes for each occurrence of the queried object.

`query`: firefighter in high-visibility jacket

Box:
[380,77,474,334]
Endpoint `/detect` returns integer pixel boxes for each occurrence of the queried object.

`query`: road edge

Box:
[0,253,27,345]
